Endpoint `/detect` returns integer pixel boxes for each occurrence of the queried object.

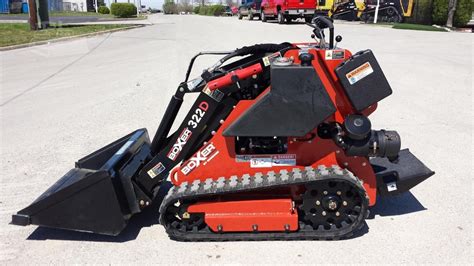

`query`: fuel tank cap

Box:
[272,57,294,66]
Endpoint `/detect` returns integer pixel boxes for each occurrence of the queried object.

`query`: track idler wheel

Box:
[301,177,368,234]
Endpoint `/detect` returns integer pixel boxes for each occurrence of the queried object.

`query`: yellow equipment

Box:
[328,0,365,21]
[323,0,414,23]
[315,0,334,16]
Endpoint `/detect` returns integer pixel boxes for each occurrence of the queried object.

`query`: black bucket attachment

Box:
[371,149,434,197]
[11,129,153,236]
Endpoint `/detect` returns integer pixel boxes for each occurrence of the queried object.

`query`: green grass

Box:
[52,11,115,17]
[0,11,112,17]
[51,11,112,17]
[0,23,132,47]
[0,11,147,19]
[392,23,448,32]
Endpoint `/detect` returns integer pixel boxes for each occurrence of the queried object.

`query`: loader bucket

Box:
[11,129,152,236]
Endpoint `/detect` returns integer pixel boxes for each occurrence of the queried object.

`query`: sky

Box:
[141,0,164,8]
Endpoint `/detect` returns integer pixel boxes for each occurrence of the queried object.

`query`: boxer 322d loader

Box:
[12,17,434,241]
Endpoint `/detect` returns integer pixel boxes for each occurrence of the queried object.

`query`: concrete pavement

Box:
[0,14,472,264]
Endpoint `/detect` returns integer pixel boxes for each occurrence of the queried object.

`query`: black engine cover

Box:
[335,50,392,111]
[223,63,336,137]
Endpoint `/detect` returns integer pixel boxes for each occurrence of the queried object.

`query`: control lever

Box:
[306,16,335,49]
[311,16,334,49]
[334,35,342,49]
[306,22,326,48]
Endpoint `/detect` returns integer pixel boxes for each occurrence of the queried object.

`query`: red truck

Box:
[261,0,317,24]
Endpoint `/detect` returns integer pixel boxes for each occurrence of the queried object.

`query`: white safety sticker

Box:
[263,52,282,67]
[237,154,297,168]
[203,87,224,102]
[325,50,345,60]
[147,162,166,179]
[346,62,374,85]
[262,56,271,67]
[387,182,398,192]
[250,157,273,168]
[272,154,297,166]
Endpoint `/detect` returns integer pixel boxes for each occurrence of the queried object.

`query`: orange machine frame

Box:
[169,47,378,232]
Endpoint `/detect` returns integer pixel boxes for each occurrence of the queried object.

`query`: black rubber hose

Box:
[220,42,292,63]
[233,43,292,57]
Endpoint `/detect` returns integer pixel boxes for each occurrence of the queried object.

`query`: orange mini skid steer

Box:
[12,17,434,241]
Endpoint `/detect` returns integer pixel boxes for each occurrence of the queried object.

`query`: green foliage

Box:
[193,6,201,14]
[432,0,473,26]
[453,0,473,26]
[110,3,137,18]
[393,23,448,31]
[98,6,110,15]
[197,5,225,16]
[432,0,449,24]
[209,5,225,16]
[404,0,433,25]
[198,5,208,15]
[163,0,178,14]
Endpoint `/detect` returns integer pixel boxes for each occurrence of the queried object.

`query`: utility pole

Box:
[135,0,139,16]
[27,0,38,30]
[373,0,380,24]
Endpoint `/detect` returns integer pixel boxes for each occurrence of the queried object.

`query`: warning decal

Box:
[346,62,374,85]
[236,154,297,168]
[325,50,345,60]
[148,162,166,179]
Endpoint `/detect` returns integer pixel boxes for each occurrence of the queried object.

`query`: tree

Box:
[446,0,458,27]
[453,0,473,27]
[178,0,193,13]
[163,0,178,14]
[432,0,449,25]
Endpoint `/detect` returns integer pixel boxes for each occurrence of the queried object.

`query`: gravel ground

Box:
[0,14,472,264]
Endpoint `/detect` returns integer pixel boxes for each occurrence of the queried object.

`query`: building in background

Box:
[0,0,89,13]
[0,0,141,13]
[68,0,88,11]
[0,0,23,13]
[48,0,87,11]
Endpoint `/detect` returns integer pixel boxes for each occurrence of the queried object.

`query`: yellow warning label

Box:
[346,62,373,85]
[262,56,271,66]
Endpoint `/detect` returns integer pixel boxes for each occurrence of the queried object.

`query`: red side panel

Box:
[170,47,379,206]
[188,199,298,232]
[286,0,317,9]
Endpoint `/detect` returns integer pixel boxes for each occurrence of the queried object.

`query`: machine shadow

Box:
[261,20,308,25]
[26,181,173,243]
[368,192,427,219]
[25,185,424,242]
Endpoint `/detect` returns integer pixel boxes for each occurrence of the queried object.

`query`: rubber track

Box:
[159,165,369,241]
